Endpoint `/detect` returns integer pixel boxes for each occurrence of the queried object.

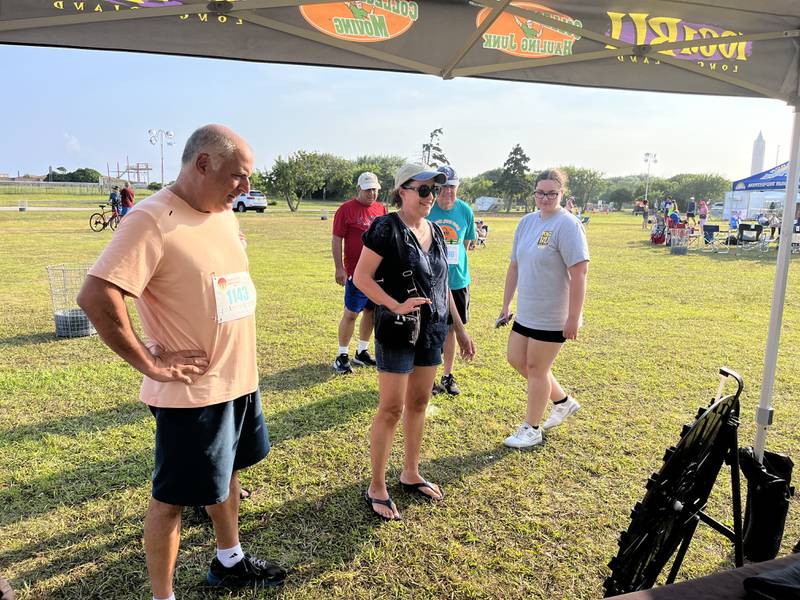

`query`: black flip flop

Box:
[364,491,401,521]
[400,480,444,501]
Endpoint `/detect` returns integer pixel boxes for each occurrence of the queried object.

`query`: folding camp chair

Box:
[792,224,800,254]
[701,224,731,254]
[737,223,764,253]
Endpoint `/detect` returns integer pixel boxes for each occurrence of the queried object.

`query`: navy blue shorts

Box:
[512,321,566,344]
[375,339,442,374]
[344,277,374,313]
[148,390,270,506]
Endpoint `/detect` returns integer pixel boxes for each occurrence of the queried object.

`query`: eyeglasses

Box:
[402,184,441,198]
[534,190,560,200]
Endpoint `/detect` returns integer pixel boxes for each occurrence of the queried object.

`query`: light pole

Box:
[644,152,658,208]
[148,129,174,188]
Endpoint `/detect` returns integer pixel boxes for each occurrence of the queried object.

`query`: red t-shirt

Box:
[332,198,387,276]
[120,187,135,208]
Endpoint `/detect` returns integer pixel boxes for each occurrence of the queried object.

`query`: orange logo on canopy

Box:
[477,2,582,58]
[300,1,418,43]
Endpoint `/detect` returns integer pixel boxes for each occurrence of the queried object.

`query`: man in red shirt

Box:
[120,181,135,216]
[331,172,387,373]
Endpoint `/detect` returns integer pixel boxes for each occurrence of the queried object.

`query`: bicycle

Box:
[89,203,121,232]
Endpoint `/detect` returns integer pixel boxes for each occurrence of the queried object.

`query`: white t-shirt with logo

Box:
[510,207,590,331]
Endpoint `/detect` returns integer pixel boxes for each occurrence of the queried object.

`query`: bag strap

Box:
[390,212,430,302]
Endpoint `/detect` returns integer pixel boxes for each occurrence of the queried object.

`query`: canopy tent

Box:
[733,162,796,192]
[2,0,800,460]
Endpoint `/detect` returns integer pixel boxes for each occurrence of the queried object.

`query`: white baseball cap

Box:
[357,172,381,190]
[393,163,446,190]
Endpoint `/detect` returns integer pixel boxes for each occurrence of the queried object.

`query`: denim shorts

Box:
[375,339,442,374]
[148,390,270,506]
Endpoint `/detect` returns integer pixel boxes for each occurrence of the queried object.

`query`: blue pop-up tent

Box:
[733,163,795,192]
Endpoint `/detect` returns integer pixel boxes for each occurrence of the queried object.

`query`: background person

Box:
[120,181,135,216]
[498,168,589,449]
[686,196,697,225]
[427,165,476,396]
[641,199,649,230]
[353,163,475,520]
[77,125,286,600]
[331,172,387,374]
[108,185,121,214]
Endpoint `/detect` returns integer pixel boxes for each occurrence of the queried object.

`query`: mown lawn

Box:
[1,209,799,599]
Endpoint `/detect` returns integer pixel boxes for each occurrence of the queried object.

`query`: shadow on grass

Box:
[0,447,153,529]
[0,400,147,448]
[235,445,510,592]
[267,390,375,445]
[260,363,334,392]
[1,446,511,598]
[0,331,59,347]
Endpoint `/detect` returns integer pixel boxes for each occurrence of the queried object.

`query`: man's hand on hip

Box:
[147,345,209,385]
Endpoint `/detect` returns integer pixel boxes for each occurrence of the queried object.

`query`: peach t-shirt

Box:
[88,188,258,408]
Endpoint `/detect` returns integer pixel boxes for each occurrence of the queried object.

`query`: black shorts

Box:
[512,321,566,344]
[446,286,470,326]
[149,390,270,506]
[687,212,696,218]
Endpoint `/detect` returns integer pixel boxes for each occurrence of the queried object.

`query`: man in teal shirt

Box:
[428,165,476,395]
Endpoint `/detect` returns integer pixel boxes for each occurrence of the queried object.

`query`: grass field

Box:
[1,208,800,599]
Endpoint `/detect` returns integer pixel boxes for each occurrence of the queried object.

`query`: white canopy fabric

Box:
[2,0,800,459]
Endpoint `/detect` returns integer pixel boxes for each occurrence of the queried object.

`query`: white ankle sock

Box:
[154,595,175,600]
[217,543,244,568]
[357,340,369,352]
[338,346,349,356]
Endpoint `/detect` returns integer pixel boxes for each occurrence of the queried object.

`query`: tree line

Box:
[253,142,731,213]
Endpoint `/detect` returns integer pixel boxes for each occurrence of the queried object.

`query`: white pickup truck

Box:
[233,190,267,213]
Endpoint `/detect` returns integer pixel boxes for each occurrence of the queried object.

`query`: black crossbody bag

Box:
[373,214,429,347]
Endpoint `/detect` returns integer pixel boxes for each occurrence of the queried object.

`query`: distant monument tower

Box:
[751,131,765,175]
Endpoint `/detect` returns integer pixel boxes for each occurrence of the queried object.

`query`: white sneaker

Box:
[543,396,581,430]
[503,423,543,448]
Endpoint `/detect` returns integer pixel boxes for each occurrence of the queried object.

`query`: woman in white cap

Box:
[354,163,475,520]
[498,168,589,449]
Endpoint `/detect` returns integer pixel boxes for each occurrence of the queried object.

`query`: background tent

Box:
[2,0,800,460]
[733,163,795,192]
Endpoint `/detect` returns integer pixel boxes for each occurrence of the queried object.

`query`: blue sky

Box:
[0,43,793,183]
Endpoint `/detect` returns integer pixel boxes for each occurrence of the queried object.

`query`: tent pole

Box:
[754,105,800,463]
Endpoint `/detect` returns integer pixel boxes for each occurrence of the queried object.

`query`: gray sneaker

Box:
[543,396,581,430]
[503,423,543,448]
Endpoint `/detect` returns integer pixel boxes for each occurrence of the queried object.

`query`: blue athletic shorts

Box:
[344,277,374,313]
[148,390,270,506]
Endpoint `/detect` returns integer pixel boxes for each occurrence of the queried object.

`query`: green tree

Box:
[422,128,448,167]
[267,151,326,212]
[68,168,101,183]
[497,144,531,212]
[560,166,606,207]
[669,173,730,203]
[607,187,634,209]
[317,153,356,200]
[147,182,163,191]
[459,176,495,203]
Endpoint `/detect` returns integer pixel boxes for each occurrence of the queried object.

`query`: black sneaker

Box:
[441,374,461,396]
[352,349,377,367]
[207,554,287,588]
[432,380,445,395]
[333,353,353,374]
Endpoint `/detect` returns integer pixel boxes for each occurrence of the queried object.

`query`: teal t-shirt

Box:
[428,198,476,290]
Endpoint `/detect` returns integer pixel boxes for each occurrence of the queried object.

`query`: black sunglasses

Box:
[401,184,441,198]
